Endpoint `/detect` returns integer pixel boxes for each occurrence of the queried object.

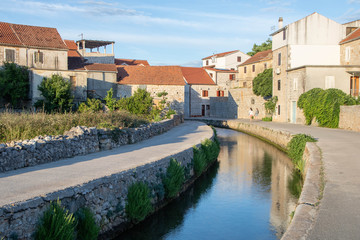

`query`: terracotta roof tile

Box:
[64,40,81,57]
[340,28,360,44]
[118,66,185,85]
[85,63,117,72]
[202,50,239,60]
[239,50,272,66]
[0,22,22,46]
[115,58,150,66]
[181,67,215,85]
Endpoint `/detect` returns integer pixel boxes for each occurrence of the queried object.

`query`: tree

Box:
[0,62,29,106]
[247,38,272,56]
[117,88,154,115]
[253,68,273,98]
[35,74,73,113]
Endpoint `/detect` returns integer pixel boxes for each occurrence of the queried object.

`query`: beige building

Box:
[271,13,360,123]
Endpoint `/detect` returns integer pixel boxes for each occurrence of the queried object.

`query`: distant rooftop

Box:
[76,39,115,49]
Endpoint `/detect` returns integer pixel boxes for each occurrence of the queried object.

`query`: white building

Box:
[202,50,250,70]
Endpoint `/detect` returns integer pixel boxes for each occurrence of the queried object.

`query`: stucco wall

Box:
[87,71,117,99]
[339,105,360,132]
[290,45,340,68]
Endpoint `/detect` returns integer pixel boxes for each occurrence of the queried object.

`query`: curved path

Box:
[203,118,360,240]
[0,121,213,207]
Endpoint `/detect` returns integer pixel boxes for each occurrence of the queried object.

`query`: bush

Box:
[264,96,278,115]
[104,88,117,112]
[34,200,76,240]
[262,117,272,121]
[35,74,73,113]
[78,98,102,113]
[118,89,153,116]
[201,138,220,164]
[193,146,207,176]
[0,62,29,106]
[287,134,316,173]
[75,207,99,240]
[298,88,358,128]
[125,182,153,223]
[252,68,273,98]
[163,158,185,198]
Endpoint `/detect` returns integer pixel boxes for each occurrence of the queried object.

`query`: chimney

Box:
[278,17,283,29]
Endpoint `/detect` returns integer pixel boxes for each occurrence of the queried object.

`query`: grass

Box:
[0,110,148,143]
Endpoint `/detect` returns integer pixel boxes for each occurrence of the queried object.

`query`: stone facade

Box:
[0,115,183,173]
[237,56,272,88]
[339,105,360,132]
[186,85,218,117]
[117,84,185,114]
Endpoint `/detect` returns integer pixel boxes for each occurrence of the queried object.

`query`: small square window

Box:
[237,56,241,62]
[5,49,15,62]
[202,90,208,97]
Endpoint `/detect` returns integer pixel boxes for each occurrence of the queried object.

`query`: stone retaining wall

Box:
[0,114,183,173]
[339,105,360,132]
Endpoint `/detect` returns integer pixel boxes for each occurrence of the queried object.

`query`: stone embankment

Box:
[0,120,214,239]
[189,118,322,240]
[0,114,183,173]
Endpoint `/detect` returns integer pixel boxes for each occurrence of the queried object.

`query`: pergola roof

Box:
[76,39,114,49]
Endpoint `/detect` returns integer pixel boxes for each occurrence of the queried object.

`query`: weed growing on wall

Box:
[75,207,99,240]
[298,88,358,128]
[125,182,153,223]
[34,200,76,240]
[287,134,316,173]
[163,158,185,198]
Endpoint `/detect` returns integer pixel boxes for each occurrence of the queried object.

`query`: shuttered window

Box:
[202,90,208,97]
[34,51,44,63]
[5,49,15,62]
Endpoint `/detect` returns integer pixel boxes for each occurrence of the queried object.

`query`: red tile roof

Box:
[203,67,237,73]
[181,67,215,85]
[85,63,117,72]
[115,58,150,66]
[0,22,67,49]
[239,50,272,66]
[64,40,81,57]
[340,28,360,44]
[117,66,185,85]
[202,50,239,60]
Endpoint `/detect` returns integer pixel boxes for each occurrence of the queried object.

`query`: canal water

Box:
[117,128,300,240]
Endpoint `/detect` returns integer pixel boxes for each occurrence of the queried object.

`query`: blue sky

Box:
[1,0,360,66]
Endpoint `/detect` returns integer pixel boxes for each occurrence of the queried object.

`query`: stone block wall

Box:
[0,114,184,173]
[339,105,360,132]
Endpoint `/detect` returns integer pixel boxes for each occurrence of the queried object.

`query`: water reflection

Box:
[116,128,298,240]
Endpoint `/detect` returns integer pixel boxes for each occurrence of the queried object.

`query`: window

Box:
[252,65,255,72]
[216,90,224,97]
[70,76,77,91]
[278,80,281,91]
[34,51,44,64]
[244,67,247,73]
[278,105,281,115]
[202,90,208,97]
[278,53,281,66]
[5,49,15,62]
[251,98,255,104]
[283,29,286,40]
[229,74,235,80]
[237,56,241,62]
[293,78,298,91]
[206,60,209,65]
[264,63,267,69]
[325,76,335,89]
[345,47,351,62]
[209,73,213,78]
[243,82,247,88]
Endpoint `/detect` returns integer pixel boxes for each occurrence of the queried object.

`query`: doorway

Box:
[202,105,205,116]
[291,101,297,123]
[350,76,359,97]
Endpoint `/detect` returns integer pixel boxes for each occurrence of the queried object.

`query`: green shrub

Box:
[163,158,185,198]
[75,207,99,240]
[262,117,272,121]
[287,134,316,173]
[104,88,117,112]
[0,62,29,106]
[78,98,102,113]
[125,182,153,223]
[34,200,76,240]
[193,146,207,176]
[201,138,220,164]
[35,74,73,113]
[252,68,273,98]
[117,89,153,116]
[298,88,358,128]
[264,96,278,115]
[166,108,176,119]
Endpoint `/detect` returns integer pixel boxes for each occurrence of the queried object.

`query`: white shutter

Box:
[325,76,335,89]
[293,78,298,91]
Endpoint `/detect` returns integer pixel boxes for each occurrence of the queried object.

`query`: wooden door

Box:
[202,105,205,116]
[350,76,359,97]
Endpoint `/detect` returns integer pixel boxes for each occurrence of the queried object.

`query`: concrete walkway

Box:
[210,118,360,240]
[0,121,213,207]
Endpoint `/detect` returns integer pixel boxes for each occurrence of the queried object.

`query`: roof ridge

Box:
[9,23,24,47]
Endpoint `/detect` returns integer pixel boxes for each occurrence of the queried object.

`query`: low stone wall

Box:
[339,105,360,132]
[0,114,183,173]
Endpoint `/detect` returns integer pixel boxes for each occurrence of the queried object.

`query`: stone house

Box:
[202,50,250,70]
[231,50,273,119]
[117,66,186,113]
[270,13,360,123]
[180,67,217,117]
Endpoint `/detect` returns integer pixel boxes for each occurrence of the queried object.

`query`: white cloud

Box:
[348,0,360,3]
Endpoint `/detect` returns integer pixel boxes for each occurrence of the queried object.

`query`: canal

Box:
[117,128,300,239]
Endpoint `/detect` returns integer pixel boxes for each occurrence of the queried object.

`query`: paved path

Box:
[0,121,212,207]
[202,118,360,240]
